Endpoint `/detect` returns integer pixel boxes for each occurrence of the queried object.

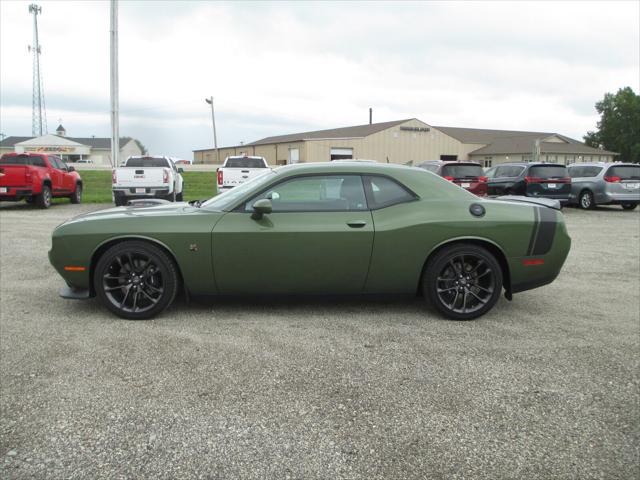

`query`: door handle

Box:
[347,220,367,228]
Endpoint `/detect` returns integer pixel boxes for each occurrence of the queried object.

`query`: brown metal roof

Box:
[247,119,412,146]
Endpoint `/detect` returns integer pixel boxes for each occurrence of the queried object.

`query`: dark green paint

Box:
[49,162,571,298]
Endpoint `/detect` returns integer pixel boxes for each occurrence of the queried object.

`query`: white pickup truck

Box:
[217,155,270,192]
[112,156,184,206]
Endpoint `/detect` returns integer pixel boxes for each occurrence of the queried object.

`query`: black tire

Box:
[94,240,179,320]
[578,190,594,210]
[621,203,637,211]
[70,183,82,204]
[176,192,183,202]
[36,185,52,209]
[423,244,503,320]
[166,191,176,202]
[114,196,126,207]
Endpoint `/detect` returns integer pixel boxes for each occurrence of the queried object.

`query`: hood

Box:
[61,202,196,226]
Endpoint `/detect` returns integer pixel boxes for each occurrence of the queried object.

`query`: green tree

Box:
[120,136,148,155]
[584,87,640,163]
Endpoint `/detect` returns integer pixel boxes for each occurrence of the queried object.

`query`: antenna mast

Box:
[29,3,47,136]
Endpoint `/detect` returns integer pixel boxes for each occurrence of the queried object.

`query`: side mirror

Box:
[251,198,272,220]
[177,167,184,173]
[68,166,75,172]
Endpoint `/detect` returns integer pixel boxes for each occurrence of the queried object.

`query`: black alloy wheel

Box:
[94,241,179,319]
[70,183,82,204]
[424,244,503,320]
[579,190,594,210]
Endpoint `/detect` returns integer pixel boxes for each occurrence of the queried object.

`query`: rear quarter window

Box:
[363,175,417,209]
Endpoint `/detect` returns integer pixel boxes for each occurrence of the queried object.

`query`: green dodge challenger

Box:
[49,162,571,320]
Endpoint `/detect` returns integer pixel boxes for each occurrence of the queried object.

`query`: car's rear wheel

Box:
[70,183,82,204]
[423,244,503,320]
[94,241,179,320]
[176,192,183,202]
[579,190,594,210]
[36,185,52,209]
[621,203,637,211]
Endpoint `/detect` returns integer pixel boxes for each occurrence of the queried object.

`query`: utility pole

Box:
[205,97,220,164]
[29,4,47,137]
[110,0,120,168]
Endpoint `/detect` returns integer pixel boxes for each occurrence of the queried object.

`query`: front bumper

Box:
[59,285,91,299]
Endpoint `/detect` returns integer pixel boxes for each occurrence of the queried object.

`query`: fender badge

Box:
[189,244,198,252]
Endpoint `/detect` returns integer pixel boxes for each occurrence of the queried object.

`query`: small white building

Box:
[0,124,143,165]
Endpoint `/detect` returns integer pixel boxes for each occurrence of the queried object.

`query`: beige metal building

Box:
[193,118,616,167]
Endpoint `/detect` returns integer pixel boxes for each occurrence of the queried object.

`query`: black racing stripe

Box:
[532,207,557,255]
[527,207,540,256]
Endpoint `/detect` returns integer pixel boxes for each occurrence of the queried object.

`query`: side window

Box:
[494,166,507,178]
[568,166,582,178]
[363,175,416,209]
[49,156,66,170]
[485,167,497,178]
[31,156,47,167]
[245,175,367,212]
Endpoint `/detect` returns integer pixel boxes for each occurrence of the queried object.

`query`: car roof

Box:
[497,162,566,167]
[272,161,420,176]
[568,162,638,167]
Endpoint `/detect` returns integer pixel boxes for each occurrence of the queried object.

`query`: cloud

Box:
[1,0,638,159]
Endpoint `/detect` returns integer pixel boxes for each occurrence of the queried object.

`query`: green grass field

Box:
[53,171,218,204]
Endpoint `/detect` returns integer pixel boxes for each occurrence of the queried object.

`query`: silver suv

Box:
[567,162,640,210]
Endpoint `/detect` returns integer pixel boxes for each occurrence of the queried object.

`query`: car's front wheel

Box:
[70,183,82,204]
[423,244,503,320]
[94,241,179,320]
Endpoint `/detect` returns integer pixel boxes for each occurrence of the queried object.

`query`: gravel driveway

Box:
[1,202,638,479]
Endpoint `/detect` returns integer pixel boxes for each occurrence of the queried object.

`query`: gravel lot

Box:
[1,201,638,479]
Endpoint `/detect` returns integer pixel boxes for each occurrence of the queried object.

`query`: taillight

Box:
[478,176,488,182]
[163,169,169,184]
[604,176,621,183]
[443,176,454,181]
[217,169,223,185]
[525,176,543,183]
[112,169,117,184]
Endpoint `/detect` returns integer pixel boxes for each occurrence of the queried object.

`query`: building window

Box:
[330,147,353,161]
[483,157,492,168]
[440,155,457,161]
[288,148,299,164]
[522,155,532,162]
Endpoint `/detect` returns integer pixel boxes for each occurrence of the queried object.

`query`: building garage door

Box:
[330,148,353,161]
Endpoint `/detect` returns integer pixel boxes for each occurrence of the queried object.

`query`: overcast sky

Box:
[1,0,638,159]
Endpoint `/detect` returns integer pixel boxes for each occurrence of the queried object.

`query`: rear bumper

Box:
[113,188,170,198]
[0,187,34,200]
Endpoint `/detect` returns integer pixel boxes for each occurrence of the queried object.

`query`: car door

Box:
[57,158,76,192]
[47,156,66,194]
[212,174,374,294]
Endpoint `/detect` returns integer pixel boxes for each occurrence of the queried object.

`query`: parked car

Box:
[567,162,639,210]
[50,162,571,321]
[112,156,184,206]
[418,160,488,196]
[76,159,94,164]
[173,159,192,165]
[484,162,571,204]
[0,152,82,208]
[217,155,270,192]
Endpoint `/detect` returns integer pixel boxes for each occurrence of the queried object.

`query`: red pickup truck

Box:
[0,152,83,208]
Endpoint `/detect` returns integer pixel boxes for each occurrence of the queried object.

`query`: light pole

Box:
[110,0,119,168]
[205,97,220,165]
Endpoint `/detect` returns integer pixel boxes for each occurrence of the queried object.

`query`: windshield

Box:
[125,157,170,168]
[225,157,266,168]
[441,164,483,178]
[529,165,568,178]
[606,165,640,180]
[201,170,278,210]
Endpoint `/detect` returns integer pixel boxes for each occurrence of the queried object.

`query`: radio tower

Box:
[29,3,47,136]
